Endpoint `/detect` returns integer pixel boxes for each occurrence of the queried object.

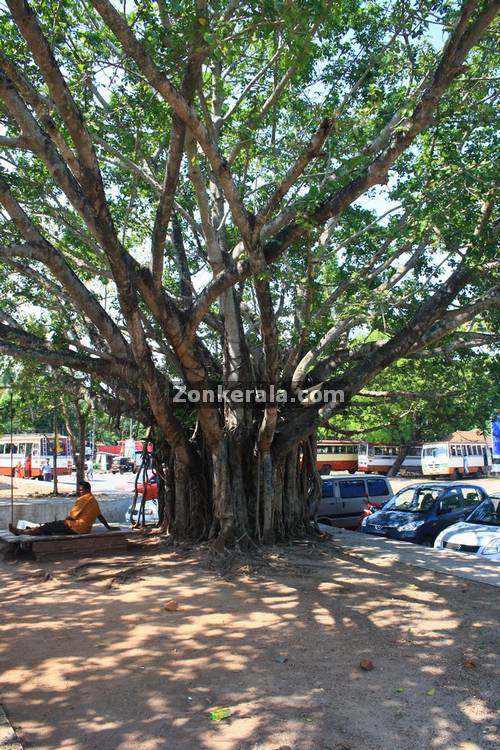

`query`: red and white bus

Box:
[422,432,491,478]
[358,443,422,475]
[317,440,359,474]
[0,433,73,477]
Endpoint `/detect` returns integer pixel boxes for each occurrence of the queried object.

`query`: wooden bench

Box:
[0,525,139,560]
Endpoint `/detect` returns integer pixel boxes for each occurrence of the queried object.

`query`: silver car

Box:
[314,474,393,528]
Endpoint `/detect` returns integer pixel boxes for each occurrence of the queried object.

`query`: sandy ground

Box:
[0,537,499,750]
[0,477,73,499]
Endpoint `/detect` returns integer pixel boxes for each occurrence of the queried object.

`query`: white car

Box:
[125,499,159,525]
[434,493,500,561]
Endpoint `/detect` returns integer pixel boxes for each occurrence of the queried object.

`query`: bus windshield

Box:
[422,445,448,458]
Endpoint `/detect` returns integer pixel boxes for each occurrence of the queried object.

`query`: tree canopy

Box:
[0,0,498,542]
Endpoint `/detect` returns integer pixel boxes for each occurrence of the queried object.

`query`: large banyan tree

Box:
[0,0,498,542]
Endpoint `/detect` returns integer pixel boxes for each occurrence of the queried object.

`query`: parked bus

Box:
[422,431,491,478]
[358,443,422,475]
[317,440,359,474]
[0,433,73,477]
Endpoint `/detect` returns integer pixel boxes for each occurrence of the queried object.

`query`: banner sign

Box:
[492,417,500,460]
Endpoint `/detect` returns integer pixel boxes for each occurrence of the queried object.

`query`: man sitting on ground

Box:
[9,481,114,536]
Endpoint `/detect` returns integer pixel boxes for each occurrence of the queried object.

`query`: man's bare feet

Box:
[8,524,36,536]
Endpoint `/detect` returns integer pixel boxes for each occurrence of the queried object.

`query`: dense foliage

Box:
[0,0,498,542]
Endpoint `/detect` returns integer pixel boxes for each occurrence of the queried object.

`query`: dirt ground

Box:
[0,537,498,750]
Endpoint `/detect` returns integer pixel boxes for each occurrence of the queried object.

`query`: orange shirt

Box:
[65,492,101,535]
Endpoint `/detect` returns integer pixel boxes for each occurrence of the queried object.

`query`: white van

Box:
[314,474,393,528]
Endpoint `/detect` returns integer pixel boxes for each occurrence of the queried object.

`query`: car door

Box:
[318,477,341,519]
[461,487,484,518]
[337,479,367,523]
[434,488,465,535]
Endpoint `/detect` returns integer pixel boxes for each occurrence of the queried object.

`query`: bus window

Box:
[17,443,25,455]
[32,444,40,457]
[0,444,4,454]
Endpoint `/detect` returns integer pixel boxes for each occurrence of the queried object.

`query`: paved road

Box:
[319,524,500,587]
[54,471,140,493]
[5,471,500,496]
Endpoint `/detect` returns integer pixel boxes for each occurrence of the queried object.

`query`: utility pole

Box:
[0,382,15,523]
[53,406,59,495]
[9,389,14,524]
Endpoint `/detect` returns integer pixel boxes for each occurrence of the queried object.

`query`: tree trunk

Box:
[76,409,87,485]
[61,399,87,486]
[156,420,316,546]
[387,445,409,477]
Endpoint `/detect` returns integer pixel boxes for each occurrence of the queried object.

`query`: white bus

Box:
[0,433,73,477]
[358,443,422,475]
[422,435,491,478]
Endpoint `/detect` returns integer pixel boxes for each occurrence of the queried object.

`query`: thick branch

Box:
[0,182,130,358]
[150,0,206,286]
[91,0,254,250]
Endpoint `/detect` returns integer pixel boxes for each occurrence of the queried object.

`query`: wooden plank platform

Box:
[0,525,139,560]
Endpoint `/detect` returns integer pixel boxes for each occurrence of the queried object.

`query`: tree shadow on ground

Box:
[0,539,498,750]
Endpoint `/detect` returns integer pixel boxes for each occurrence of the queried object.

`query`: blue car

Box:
[360,482,488,545]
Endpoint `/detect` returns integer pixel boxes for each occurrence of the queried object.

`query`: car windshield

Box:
[466,497,500,526]
[382,487,441,513]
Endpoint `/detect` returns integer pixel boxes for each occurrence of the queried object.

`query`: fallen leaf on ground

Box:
[427,687,436,696]
[463,659,477,669]
[164,599,179,611]
[360,658,374,671]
